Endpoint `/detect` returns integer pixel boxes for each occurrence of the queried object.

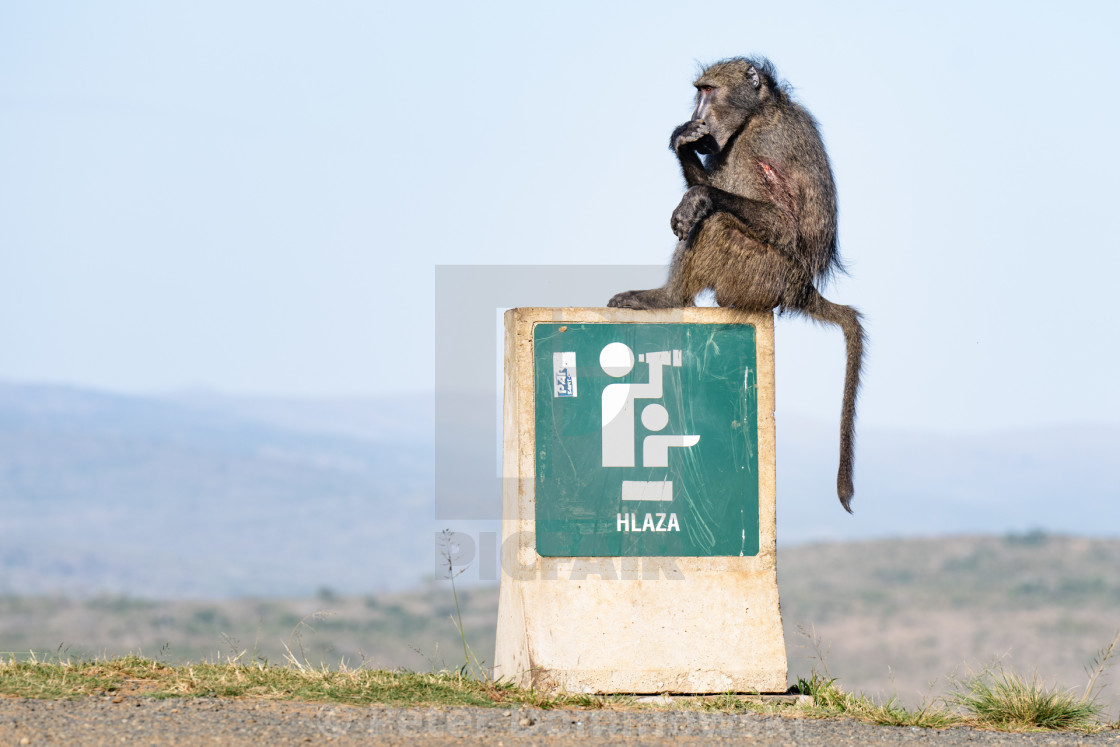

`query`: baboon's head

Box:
[690,57,777,154]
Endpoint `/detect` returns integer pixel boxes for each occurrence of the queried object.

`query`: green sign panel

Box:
[534,323,759,557]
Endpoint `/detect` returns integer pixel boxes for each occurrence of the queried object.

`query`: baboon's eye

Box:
[699,85,713,93]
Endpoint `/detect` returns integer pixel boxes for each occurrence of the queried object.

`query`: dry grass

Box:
[0,654,627,709]
[2,652,1116,733]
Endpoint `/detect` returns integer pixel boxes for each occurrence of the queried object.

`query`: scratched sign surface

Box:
[534,323,759,557]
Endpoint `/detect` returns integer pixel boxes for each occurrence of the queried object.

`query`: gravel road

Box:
[1,696,1118,746]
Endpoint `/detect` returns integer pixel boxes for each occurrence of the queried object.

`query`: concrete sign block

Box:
[495,307,786,694]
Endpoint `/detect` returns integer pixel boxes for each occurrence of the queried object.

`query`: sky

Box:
[2,1,1119,434]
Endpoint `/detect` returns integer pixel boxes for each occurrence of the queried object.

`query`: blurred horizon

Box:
[1,379,1116,599]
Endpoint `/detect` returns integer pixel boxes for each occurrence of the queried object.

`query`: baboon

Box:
[608,57,864,512]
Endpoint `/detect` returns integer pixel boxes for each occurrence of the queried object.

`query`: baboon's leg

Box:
[607,213,808,311]
[606,240,703,309]
[685,213,808,311]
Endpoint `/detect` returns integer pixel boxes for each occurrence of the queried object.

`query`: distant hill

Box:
[0,383,434,597]
[0,381,1117,598]
[778,533,1120,709]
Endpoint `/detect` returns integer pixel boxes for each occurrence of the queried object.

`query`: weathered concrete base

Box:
[494,308,786,694]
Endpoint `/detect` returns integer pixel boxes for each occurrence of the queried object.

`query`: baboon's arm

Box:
[670,121,713,188]
[672,185,793,249]
[675,149,709,188]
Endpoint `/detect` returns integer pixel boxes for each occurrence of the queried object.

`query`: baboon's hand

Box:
[671,185,714,240]
[670,120,710,152]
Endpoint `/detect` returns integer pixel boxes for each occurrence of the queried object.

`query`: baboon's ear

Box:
[747,65,760,89]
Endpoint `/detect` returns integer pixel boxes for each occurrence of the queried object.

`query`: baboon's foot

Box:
[607,289,663,309]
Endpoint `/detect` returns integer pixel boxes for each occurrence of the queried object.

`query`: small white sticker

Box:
[553,352,577,397]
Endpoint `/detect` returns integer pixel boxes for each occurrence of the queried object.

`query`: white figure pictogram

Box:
[599,342,700,503]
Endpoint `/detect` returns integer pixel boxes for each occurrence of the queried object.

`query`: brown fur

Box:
[608,57,865,512]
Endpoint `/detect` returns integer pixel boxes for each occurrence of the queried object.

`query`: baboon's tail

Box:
[799,288,865,513]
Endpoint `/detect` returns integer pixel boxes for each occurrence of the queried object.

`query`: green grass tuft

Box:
[948,665,1102,731]
[795,672,958,728]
